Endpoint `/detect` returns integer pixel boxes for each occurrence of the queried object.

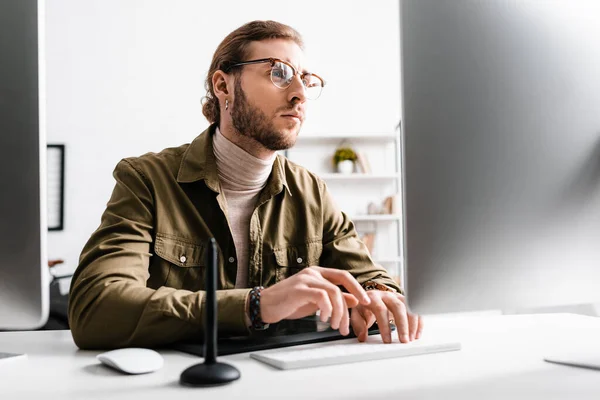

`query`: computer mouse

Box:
[96,348,164,374]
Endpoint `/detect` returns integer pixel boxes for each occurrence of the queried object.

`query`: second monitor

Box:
[401,0,600,315]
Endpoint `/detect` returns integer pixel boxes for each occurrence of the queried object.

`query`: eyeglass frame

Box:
[223,57,326,94]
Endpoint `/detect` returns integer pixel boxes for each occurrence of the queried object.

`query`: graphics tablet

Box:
[170,315,391,357]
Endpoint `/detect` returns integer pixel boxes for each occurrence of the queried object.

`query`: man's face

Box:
[230,39,308,151]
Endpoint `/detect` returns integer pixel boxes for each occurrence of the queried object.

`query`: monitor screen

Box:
[0,0,49,330]
[401,0,600,314]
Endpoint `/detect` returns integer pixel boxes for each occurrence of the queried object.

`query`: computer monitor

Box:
[0,0,49,330]
[401,0,600,315]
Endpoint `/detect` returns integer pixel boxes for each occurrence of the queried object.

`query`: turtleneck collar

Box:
[213,127,276,192]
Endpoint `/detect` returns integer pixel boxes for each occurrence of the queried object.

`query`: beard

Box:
[230,79,300,151]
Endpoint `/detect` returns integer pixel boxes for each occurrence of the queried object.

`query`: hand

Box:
[260,266,372,336]
[351,289,424,344]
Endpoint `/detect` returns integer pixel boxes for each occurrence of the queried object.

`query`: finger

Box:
[311,267,371,305]
[382,294,410,343]
[408,313,419,341]
[300,287,333,323]
[402,296,420,340]
[340,296,350,336]
[328,281,346,331]
[342,292,359,308]
[365,308,376,328]
[360,308,376,342]
[286,303,320,320]
[416,316,425,339]
[302,274,346,330]
[370,300,393,343]
[351,308,368,342]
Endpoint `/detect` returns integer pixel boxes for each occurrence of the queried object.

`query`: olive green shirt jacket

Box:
[68,125,401,349]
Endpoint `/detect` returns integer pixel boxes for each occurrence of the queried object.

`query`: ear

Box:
[212,70,233,103]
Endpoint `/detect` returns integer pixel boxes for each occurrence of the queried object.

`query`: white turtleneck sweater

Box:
[213,127,276,288]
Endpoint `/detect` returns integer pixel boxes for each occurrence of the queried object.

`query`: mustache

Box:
[276,105,303,114]
[277,109,304,123]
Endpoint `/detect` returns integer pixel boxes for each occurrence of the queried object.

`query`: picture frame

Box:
[47,144,65,231]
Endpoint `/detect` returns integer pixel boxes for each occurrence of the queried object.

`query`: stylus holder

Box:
[179,238,241,386]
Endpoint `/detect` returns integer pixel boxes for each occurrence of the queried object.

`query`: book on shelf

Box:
[365,194,401,216]
[382,196,393,214]
[380,194,402,215]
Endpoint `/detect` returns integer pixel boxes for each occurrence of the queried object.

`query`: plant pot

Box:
[336,160,354,174]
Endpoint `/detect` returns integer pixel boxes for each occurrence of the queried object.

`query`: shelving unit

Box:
[375,257,403,264]
[318,173,400,181]
[350,214,401,222]
[286,129,404,285]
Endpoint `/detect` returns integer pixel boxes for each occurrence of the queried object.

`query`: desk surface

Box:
[1,313,600,400]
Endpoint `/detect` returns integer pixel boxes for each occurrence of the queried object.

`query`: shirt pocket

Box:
[273,241,323,282]
[153,233,206,291]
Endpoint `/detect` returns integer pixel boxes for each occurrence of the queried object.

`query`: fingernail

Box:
[362,295,371,304]
[402,334,410,342]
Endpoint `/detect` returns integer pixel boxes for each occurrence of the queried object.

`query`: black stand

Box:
[180,238,241,387]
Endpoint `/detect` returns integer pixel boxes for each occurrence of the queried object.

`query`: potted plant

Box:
[332,147,357,174]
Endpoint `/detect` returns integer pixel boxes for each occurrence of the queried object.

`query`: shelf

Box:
[288,130,403,277]
[374,257,403,264]
[351,214,401,222]
[319,173,400,180]
[297,134,396,142]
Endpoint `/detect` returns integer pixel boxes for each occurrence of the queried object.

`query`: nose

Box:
[287,73,307,104]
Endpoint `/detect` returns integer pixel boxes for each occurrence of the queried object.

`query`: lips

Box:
[281,113,303,122]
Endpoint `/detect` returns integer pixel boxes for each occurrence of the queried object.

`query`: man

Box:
[68,20,423,349]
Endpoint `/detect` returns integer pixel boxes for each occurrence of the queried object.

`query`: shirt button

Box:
[297,257,303,264]
[180,255,187,263]
[228,257,235,263]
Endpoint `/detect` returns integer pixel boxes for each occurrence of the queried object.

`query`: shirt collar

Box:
[177,124,290,195]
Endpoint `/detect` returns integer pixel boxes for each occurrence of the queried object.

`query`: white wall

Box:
[45,0,402,277]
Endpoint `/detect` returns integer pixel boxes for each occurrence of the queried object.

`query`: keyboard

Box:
[250,337,461,370]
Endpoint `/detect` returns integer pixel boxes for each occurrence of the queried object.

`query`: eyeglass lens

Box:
[270,61,323,99]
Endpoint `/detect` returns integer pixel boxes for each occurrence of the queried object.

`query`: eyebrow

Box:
[280,58,308,74]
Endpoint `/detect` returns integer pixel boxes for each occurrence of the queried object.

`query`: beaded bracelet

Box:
[248,286,270,331]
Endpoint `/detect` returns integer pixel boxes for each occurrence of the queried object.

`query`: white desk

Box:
[1,313,600,399]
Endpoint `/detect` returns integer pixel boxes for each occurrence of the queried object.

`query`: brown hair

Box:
[202,20,304,124]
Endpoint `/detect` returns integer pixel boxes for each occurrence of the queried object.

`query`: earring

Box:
[225,99,229,110]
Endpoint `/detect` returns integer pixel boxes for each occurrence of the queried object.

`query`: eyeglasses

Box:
[224,58,326,100]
